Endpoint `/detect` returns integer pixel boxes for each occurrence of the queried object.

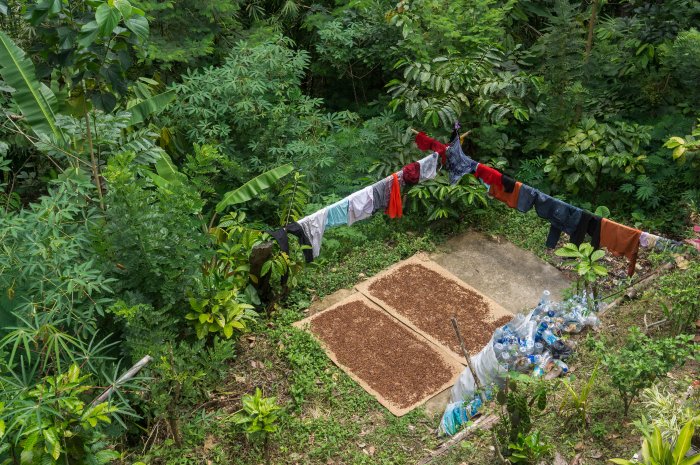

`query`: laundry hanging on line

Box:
[268,127,685,272]
[413,129,686,277]
[268,152,429,262]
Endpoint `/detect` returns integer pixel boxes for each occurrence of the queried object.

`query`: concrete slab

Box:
[430,231,571,313]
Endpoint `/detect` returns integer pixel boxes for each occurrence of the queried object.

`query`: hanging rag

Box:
[347,186,374,226]
[372,177,391,213]
[298,208,329,260]
[600,218,641,277]
[445,135,478,185]
[415,132,447,165]
[516,184,538,213]
[502,174,516,194]
[418,152,439,181]
[475,164,503,189]
[269,222,314,263]
[489,181,521,209]
[403,161,421,185]
[386,173,403,218]
[570,211,602,248]
[326,199,349,228]
[639,231,660,248]
[532,192,583,248]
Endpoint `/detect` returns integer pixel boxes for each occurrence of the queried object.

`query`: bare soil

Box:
[367,263,513,356]
[309,299,457,409]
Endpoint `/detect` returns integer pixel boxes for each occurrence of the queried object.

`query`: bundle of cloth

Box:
[415,131,683,277]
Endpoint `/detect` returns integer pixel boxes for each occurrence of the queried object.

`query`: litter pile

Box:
[440,291,601,436]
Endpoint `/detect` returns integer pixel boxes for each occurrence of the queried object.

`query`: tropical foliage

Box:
[1,0,699,462]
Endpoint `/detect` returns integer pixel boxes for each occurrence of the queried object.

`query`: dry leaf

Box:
[367,446,375,456]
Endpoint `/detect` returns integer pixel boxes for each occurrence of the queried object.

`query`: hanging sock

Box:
[415,132,447,165]
[501,174,516,193]
[386,173,403,219]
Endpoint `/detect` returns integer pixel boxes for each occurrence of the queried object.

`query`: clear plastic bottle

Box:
[493,342,505,357]
[532,352,552,377]
[534,342,544,354]
[554,359,569,374]
[499,351,512,366]
[540,328,559,345]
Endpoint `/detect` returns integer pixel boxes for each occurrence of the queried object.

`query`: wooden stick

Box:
[409,127,472,141]
[416,414,499,465]
[91,355,153,406]
[600,261,675,316]
[451,317,486,402]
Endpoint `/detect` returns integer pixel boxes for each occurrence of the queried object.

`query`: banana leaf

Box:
[0,31,64,142]
[127,89,175,126]
[216,164,294,213]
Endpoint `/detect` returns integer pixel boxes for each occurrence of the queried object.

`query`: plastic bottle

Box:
[493,342,505,357]
[540,328,559,345]
[532,352,552,377]
[534,342,544,354]
[553,359,569,374]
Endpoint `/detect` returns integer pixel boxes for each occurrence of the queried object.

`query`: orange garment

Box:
[386,173,403,219]
[489,181,522,209]
[600,218,641,277]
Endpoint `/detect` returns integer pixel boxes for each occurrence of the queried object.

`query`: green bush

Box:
[594,328,696,415]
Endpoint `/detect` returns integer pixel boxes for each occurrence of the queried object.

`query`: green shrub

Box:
[0,364,124,464]
[186,290,258,339]
[507,431,553,465]
[594,328,696,415]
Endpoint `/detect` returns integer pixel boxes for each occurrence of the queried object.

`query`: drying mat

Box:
[355,254,513,364]
[294,294,464,416]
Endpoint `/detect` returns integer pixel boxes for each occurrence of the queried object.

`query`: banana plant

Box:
[0,31,65,143]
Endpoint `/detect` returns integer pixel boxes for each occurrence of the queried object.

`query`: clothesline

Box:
[268,126,687,278]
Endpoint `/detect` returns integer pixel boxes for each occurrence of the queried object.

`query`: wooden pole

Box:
[409,127,472,142]
[451,316,487,402]
[416,414,499,465]
[91,355,153,406]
